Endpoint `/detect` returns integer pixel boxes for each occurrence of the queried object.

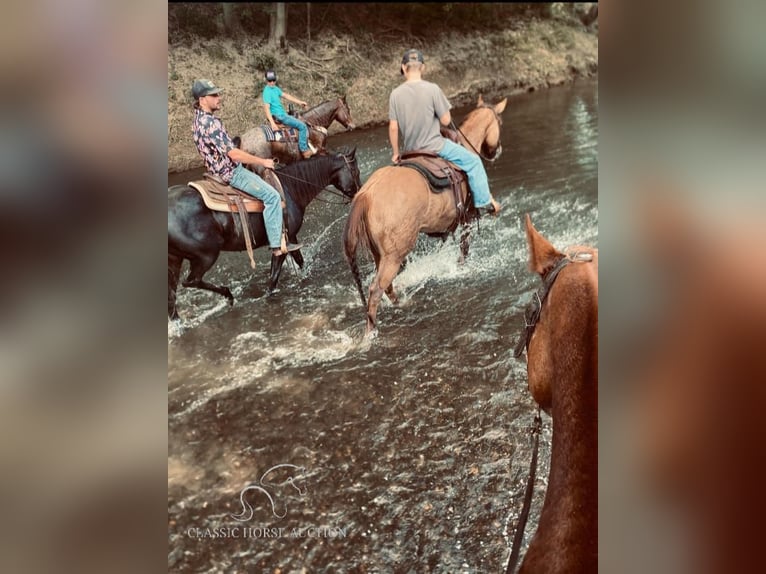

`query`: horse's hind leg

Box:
[168,253,183,320]
[366,257,402,334]
[372,247,398,304]
[182,254,234,306]
[384,285,398,305]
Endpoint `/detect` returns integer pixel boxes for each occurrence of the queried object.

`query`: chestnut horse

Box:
[512,214,598,573]
[343,95,507,335]
[238,96,355,165]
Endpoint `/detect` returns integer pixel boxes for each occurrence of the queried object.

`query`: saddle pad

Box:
[260,124,297,142]
[188,179,285,213]
[261,123,327,142]
[398,154,464,191]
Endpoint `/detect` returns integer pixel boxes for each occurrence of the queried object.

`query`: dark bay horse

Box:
[343,95,507,335]
[167,148,361,320]
[514,214,598,574]
[238,96,355,165]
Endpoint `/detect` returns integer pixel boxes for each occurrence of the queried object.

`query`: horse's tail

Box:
[343,194,370,308]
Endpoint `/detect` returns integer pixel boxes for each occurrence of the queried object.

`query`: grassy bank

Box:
[168,18,597,173]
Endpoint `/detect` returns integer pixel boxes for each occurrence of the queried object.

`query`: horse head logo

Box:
[230,464,308,522]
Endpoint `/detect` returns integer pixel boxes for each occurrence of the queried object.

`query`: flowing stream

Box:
[168,78,598,573]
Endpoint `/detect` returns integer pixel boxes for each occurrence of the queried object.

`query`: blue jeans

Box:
[275,114,309,152]
[437,139,491,208]
[228,164,283,249]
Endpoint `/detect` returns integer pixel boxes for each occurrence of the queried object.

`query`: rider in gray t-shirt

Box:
[388,49,501,213]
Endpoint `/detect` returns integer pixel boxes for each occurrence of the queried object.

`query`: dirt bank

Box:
[168,19,597,173]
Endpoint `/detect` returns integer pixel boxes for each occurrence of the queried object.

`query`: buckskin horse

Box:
[167,148,361,320]
[238,96,355,165]
[510,214,598,573]
[343,95,507,335]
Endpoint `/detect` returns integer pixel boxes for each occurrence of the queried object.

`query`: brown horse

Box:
[343,95,507,335]
[514,214,598,573]
[238,96,355,165]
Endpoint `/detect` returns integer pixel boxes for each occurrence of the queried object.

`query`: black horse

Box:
[168,147,361,320]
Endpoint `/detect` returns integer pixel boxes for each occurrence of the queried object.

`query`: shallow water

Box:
[168,79,597,573]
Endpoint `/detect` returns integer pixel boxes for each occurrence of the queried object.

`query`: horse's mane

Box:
[275,151,346,205]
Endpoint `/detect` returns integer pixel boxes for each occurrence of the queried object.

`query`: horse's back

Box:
[358,165,456,231]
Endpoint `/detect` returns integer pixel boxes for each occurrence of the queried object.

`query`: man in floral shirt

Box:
[191,78,301,254]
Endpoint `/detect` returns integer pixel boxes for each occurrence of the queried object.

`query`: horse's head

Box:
[460,95,507,163]
[336,96,355,131]
[331,146,361,199]
[523,214,598,414]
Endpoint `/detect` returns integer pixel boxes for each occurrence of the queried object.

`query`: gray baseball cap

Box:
[192,79,223,99]
[400,49,424,74]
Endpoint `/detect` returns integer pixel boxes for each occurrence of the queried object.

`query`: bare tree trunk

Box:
[269,3,287,51]
[306,3,311,58]
[222,3,237,34]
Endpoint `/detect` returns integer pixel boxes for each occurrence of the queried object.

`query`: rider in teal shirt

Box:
[262,70,314,158]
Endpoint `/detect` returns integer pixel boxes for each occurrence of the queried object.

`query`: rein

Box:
[270,155,357,205]
[452,105,503,162]
[505,412,542,574]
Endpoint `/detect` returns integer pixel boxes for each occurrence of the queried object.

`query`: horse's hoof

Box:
[364,327,379,340]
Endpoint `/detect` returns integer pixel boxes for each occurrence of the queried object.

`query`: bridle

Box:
[452,104,503,163]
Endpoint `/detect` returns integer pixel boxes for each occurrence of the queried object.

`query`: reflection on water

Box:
[168,79,597,572]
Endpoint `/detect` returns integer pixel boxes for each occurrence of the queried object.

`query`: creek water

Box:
[168,78,597,573]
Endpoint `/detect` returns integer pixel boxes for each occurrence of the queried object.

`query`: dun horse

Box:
[343,95,507,335]
[239,96,355,165]
[168,148,361,320]
[513,214,598,573]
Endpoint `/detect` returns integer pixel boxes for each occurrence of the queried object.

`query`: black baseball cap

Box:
[265,70,277,82]
[192,79,222,99]
[400,49,424,74]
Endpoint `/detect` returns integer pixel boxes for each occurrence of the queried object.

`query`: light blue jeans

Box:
[275,114,309,152]
[228,164,283,249]
[437,139,491,208]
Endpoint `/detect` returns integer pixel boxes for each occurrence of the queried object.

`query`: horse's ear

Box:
[477,94,485,107]
[341,94,347,103]
[349,146,356,159]
[494,98,508,115]
[524,214,564,277]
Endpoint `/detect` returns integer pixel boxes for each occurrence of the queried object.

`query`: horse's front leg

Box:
[289,249,305,269]
[458,224,472,265]
[267,252,288,293]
